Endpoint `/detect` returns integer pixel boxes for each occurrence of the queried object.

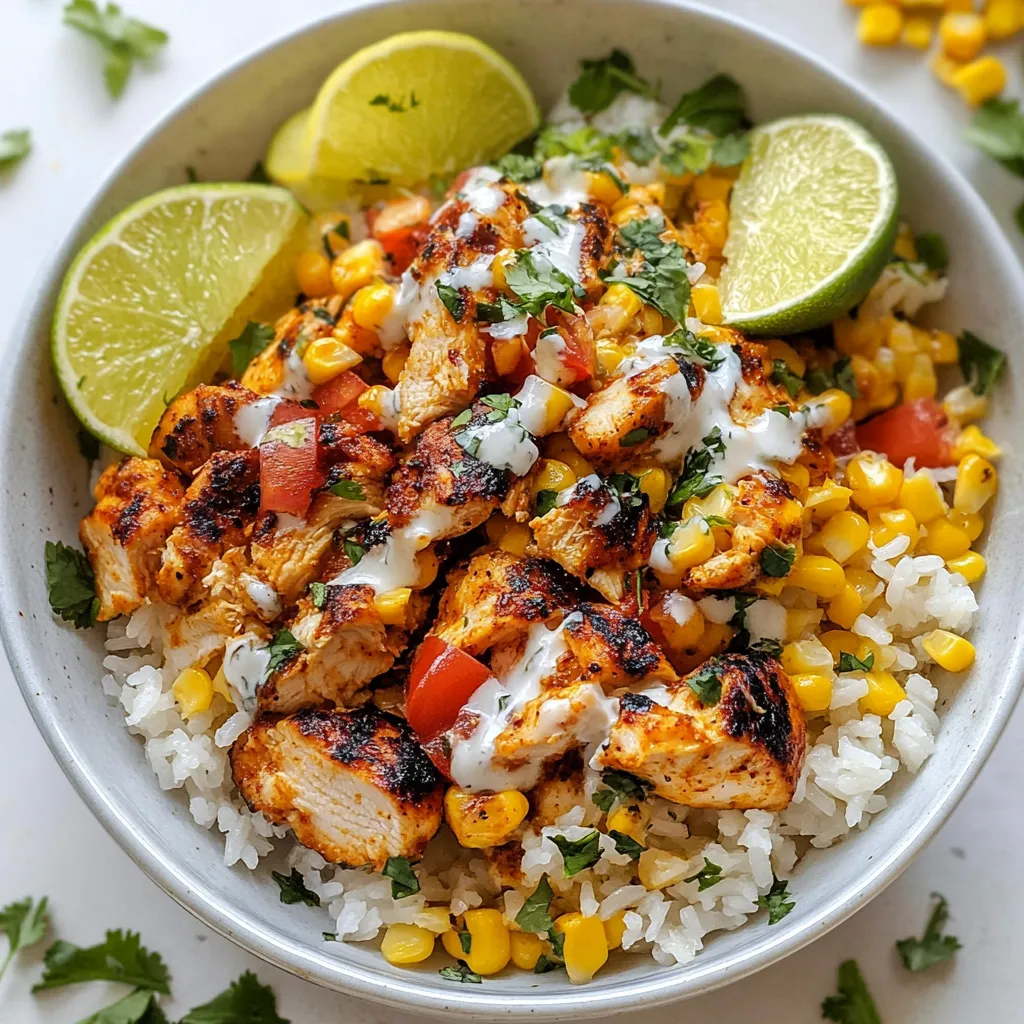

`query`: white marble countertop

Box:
[1,1,1022,1020]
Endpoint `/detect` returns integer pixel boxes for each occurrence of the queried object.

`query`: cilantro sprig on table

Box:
[821,960,882,1024]
[895,893,961,972]
[0,896,49,984]
[0,129,31,170]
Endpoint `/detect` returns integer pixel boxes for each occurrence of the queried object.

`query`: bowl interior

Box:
[3,0,1023,1017]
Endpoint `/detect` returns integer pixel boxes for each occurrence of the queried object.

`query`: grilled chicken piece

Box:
[157,449,260,605]
[150,383,263,476]
[680,473,803,595]
[387,411,510,537]
[573,202,615,301]
[484,841,526,888]
[431,550,580,656]
[79,457,186,620]
[530,476,657,583]
[257,585,395,713]
[527,749,586,828]
[231,705,444,869]
[569,359,703,465]
[596,652,806,810]
[240,297,344,397]
[564,602,677,689]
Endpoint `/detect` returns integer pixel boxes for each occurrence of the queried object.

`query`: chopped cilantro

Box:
[568,49,654,115]
[592,768,652,813]
[515,874,555,934]
[382,856,420,899]
[772,404,793,418]
[821,959,882,1024]
[533,955,564,974]
[771,358,804,398]
[228,321,274,376]
[179,970,287,1023]
[550,831,602,877]
[450,408,473,429]
[603,217,691,324]
[475,294,522,324]
[686,661,722,706]
[662,328,725,371]
[666,444,722,508]
[895,893,961,972]
[608,830,644,860]
[436,281,467,322]
[0,128,31,169]
[0,896,48,985]
[620,427,651,447]
[504,249,577,315]
[535,489,558,517]
[684,858,723,891]
[331,479,366,501]
[964,96,1024,176]
[838,651,875,673]
[548,929,565,959]
[958,329,1005,397]
[271,868,320,907]
[914,232,948,273]
[458,930,472,954]
[661,73,748,138]
[760,543,796,578]
[343,536,367,566]
[439,963,482,984]
[493,152,542,182]
[757,877,795,925]
[309,581,327,609]
[533,124,617,163]
[266,629,302,672]
[616,127,660,165]
[44,540,99,629]
[480,392,519,422]
[806,356,858,398]
[34,928,170,992]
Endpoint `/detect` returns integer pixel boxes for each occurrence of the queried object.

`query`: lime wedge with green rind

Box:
[52,183,306,455]
[719,114,899,335]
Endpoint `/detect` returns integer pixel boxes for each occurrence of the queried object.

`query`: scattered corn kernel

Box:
[858,4,904,45]
[811,388,853,438]
[954,454,998,514]
[785,607,825,643]
[373,587,411,626]
[828,584,864,630]
[667,519,716,572]
[766,340,807,377]
[952,55,1008,106]
[554,913,609,984]
[585,169,624,206]
[805,479,853,520]
[860,671,907,717]
[638,467,671,514]
[846,452,903,509]
[295,250,333,298]
[984,0,1024,39]
[599,281,643,318]
[932,52,966,87]
[492,335,525,377]
[499,523,532,556]
[952,424,1002,461]
[330,239,386,300]
[596,338,629,376]
[382,345,409,384]
[870,507,920,551]
[778,461,811,499]
[947,509,984,541]
[638,848,690,889]
[533,458,577,495]
[690,173,733,203]
[791,673,834,713]
[358,384,392,421]
[443,909,511,976]
[904,353,938,402]
[946,550,986,583]
[350,279,395,332]
[445,787,530,848]
[510,931,543,971]
[607,804,649,844]
[382,924,435,965]
[603,912,628,951]
[545,434,594,479]
[940,12,987,60]
[899,471,947,524]
[919,516,972,559]
[789,554,847,600]
[692,283,722,325]
[943,384,989,424]
[782,637,835,676]
[172,667,214,718]
[902,15,934,47]
[302,336,362,384]
[922,628,976,671]
[414,548,440,589]
[816,510,870,565]
[820,629,881,667]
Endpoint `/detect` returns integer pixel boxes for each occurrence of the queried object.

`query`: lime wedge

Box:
[52,183,306,455]
[303,30,540,187]
[719,114,898,335]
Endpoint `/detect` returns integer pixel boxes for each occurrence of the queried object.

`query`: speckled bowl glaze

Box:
[2,1,1022,1017]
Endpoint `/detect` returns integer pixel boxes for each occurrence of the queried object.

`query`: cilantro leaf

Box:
[481,392,519,422]
[272,868,320,907]
[616,127,659,165]
[662,328,725,371]
[228,322,274,376]
[504,249,577,315]
[330,479,365,501]
[608,830,645,860]
[63,1,168,98]
[771,358,804,398]
[308,581,328,609]
[439,963,482,984]
[535,489,558,517]
[476,294,523,324]
[958,329,1005,397]
[604,218,691,324]
[620,427,651,448]
[34,929,170,993]
[515,874,555,934]
[667,441,722,508]
[821,959,882,1024]
[686,661,722,706]
[568,49,654,114]
[550,831,602,877]
[0,128,31,169]
[914,232,948,273]
[806,357,858,399]
[757,877,795,925]
[382,856,420,899]
[493,153,542,182]
[45,540,99,629]
[457,930,472,954]
[78,988,169,1024]
[450,408,473,430]
[684,858,723,891]
[266,629,302,673]
[759,543,796,578]
[436,281,466,322]
[964,96,1024,176]
[0,896,49,983]
[592,768,652,815]
[533,955,564,974]
[661,74,748,138]
[343,537,367,566]
[896,893,962,973]
[838,651,875,673]
[179,970,288,1023]
[533,124,617,163]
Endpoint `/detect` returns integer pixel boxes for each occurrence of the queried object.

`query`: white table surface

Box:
[2,1,1022,1020]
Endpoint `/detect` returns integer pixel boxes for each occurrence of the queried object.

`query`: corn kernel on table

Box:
[1,1,1022,1020]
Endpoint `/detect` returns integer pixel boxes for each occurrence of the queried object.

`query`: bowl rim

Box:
[4,0,1024,1016]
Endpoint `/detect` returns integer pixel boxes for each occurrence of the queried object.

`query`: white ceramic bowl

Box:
[3,1,1023,1017]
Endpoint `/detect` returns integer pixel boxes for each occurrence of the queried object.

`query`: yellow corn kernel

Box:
[667,519,716,572]
[954,454,998,514]
[414,548,439,589]
[603,912,627,951]
[413,906,454,934]
[332,316,378,357]
[785,607,825,642]
[653,599,706,651]
[947,509,984,541]
[545,434,594,479]
[902,14,934,47]
[919,516,972,559]
[295,250,333,298]
[952,424,1002,461]
[492,335,525,377]
[925,329,958,366]
[373,587,411,626]
[860,671,907,717]
[782,637,835,675]
[870,507,920,551]
[599,281,644,318]
[899,471,948,524]
[526,381,576,437]
[940,11,987,60]
[778,461,811,500]
[692,283,722,325]
[904,353,938,402]
[498,523,531,556]
[810,388,853,439]
[858,4,904,44]
[595,338,629,376]
[846,452,903,509]
[945,0,976,9]
[828,584,864,630]
[816,510,870,565]
[554,913,609,984]
[985,0,1024,39]
[491,249,515,293]
[638,467,671,514]
[805,480,853,521]
[510,931,543,971]
[172,667,214,718]
[766,340,807,378]
[892,223,917,262]
[693,619,733,661]
[584,169,624,206]
[923,628,977,671]
[445,909,511,976]
[382,344,409,384]
[690,173,733,202]
[638,848,691,889]
[607,804,649,844]
[302,336,362,385]
[611,202,647,227]
[790,673,834,713]
[485,514,513,545]
[210,665,233,704]
[444,787,529,848]
[350,279,395,332]
[932,52,967,87]
[381,924,435,965]
[358,384,392,421]
[943,384,989,424]
[639,304,663,336]
[834,313,889,357]
[789,554,846,600]
[946,550,986,583]
[533,458,577,494]
[330,239,386,301]
[820,629,881,666]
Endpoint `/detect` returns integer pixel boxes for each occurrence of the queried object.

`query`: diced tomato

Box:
[259,414,321,517]
[545,306,596,384]
[419,731,453,780]
[311,370,367,415]
[337,404,381,435]
[827,418,860,459]
[855,398,955,469]
[268,400,314,427]
[405,636,492,740]
[377,225,428,274]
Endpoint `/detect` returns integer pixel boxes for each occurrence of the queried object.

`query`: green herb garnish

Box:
[34,929,170,993]
[821,959,881,1024]
[271,868,320,907]
[504,249,577,315]
[515,874,555,934]
[914,232,948,273]
[771,358,804,398]
[760,543,796,578]
[895,893,961,973]
[958,329,1005,397]
[331,479,366,501]
[686,661,722,706]
[550,831,602,877]
[0,129,31,169]
[568,49,654,114]
[436,281,467,322]
[44,540,99,629]
[757,877,795,925]
[179,969,287,1023]
[684,858,723,891]
[608,830,644,860]
[837,651,875,673]
[382,856,420,899]
[0,896,48,985]
[228,321,274,376]
[660,73,748,138]
[493,153,542,182]
[266,629,302,672]
[602,217,691,324]
[535,489,558,517]
[439,963,482,984]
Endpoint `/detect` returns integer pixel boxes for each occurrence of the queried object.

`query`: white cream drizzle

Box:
[233,396,282,447]
[223,636,272,710]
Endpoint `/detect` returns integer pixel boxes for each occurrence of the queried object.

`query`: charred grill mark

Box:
[718,653,797,767]
[620,692,655,716]
[112,493,146,544]
[182,450,260,542]
[321,583,377,627]
[494,556,581,621]
[678,359,706,400]
[599,491,654,552]
[253,510,278,542]
[736,341,769,385]
[570,603,665,678]
[361,517,392,550]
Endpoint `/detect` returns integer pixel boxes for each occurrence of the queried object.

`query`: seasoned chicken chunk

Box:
[527,748,586,828]
[231,705,444,868]
[157,449,260,605]
[150,383,262,475]
[530,476,656,583]
[596,652,806,810]
[432,551,580,656]
[79,457,186,620]
[257,585,396,713]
